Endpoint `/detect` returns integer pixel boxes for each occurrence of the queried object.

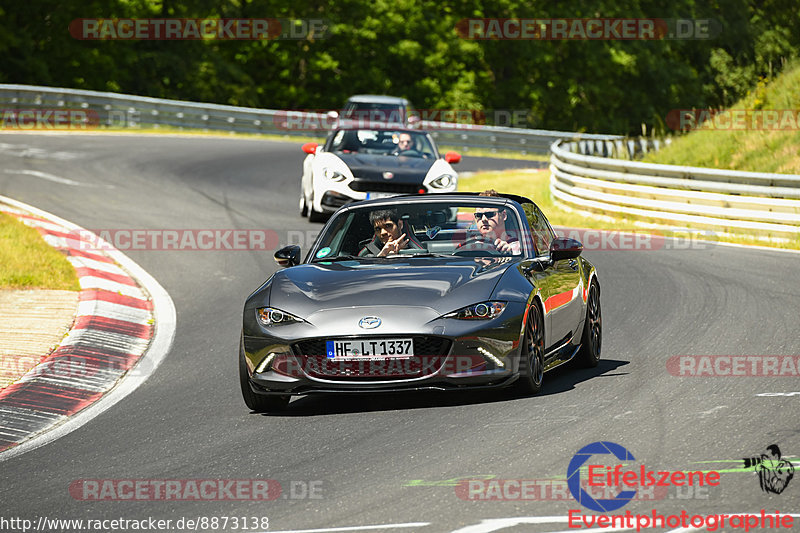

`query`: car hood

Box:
[337,153,434,181]
[265,257,517,318]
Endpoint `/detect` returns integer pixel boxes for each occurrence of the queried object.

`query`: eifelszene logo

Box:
[743,444,795,494]
[567,441,637,512]
[567,441,721,512]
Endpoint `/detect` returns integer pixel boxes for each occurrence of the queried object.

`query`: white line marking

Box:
[67,255,129,275]
[59,328,150,354]
[449,517,570,533]
[548,526,636,533]
[76,300,151,324]
[0,195,176,462]
[4,169,86,186]
[78,276,146,298]
[15,217,66,233]
[41,233,84,250]
[266,523,430,533]
[697,406,728,417]
[0,142,81,160]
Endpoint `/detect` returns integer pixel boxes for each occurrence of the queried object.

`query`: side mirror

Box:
[550,238,582,261]
[444,151,461,164]
[274,245,301,267]
[301,142,318,155]
[326,110,339,120]
[407,115,421,128]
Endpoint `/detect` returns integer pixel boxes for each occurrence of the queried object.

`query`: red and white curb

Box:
[0,195,175,460]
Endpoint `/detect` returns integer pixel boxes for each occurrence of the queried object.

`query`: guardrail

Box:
[562,136,671,160]
[0,84,620,155]
[550,139,800,235]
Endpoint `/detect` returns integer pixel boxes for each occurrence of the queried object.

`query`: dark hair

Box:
[479,189,500,197]
[369,209,400,226]
[766,444,782,458]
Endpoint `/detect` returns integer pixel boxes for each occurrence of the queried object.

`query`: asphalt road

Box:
[0,132,798,533]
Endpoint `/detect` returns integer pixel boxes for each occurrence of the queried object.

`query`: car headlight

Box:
[323,168,347,182]
[429,174,455,189]
[256,307,304,326]
[443,301,507,320]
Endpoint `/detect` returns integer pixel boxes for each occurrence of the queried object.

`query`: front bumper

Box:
[242,305,525,395]
[314,178,455,213]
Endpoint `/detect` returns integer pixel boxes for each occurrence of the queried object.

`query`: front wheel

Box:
[239,337,290,412]
[516,303,545,395]
[299,192,308,217]
[576,281,601,367]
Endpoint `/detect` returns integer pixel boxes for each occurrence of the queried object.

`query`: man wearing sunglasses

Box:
[471,189,521,254]
[391,133,414,155]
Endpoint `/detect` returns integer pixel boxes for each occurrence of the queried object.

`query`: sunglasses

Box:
[474,210,499,220]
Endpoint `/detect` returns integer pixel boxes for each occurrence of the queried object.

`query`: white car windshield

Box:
[329,129,435,159]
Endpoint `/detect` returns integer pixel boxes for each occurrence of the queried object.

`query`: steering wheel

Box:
[452,235,500,256]
[395,149,422,157]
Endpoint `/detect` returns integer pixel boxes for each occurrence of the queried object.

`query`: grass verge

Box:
[438,145,550,161]
[0,212,80,290]
[643,60,800,174]
[458,168,800,251]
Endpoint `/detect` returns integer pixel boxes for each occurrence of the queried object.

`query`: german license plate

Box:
[326,338,413,359]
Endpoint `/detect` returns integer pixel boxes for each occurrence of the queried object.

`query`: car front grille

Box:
[349,181,425,194]
[292,336,451,380]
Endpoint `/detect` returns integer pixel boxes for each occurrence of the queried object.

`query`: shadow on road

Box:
[253,358,629,417]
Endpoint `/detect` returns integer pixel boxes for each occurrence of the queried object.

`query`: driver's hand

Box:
[494,238,521,254]
[378,234,408,256]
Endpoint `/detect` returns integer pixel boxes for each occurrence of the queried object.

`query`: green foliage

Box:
[644,60,800,173]
[0,0,797,135]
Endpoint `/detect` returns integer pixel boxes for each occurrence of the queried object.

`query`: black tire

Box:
[239,337,290,412]
[517,303,545,395]
[307,194,326,223]
[577,281,601,368]
[299,193,308,217]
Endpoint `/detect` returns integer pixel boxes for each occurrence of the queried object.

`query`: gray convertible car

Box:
[240,193,601,412]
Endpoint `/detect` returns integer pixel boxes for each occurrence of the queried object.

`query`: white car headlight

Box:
[429,174,455,189]
[443,301,507,320]
[256,307,304,326]
[323,168,347,182]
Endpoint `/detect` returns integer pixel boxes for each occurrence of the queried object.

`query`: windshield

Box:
[328,129,435,159]
[342,103,405,123]
[310,201,527,260]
